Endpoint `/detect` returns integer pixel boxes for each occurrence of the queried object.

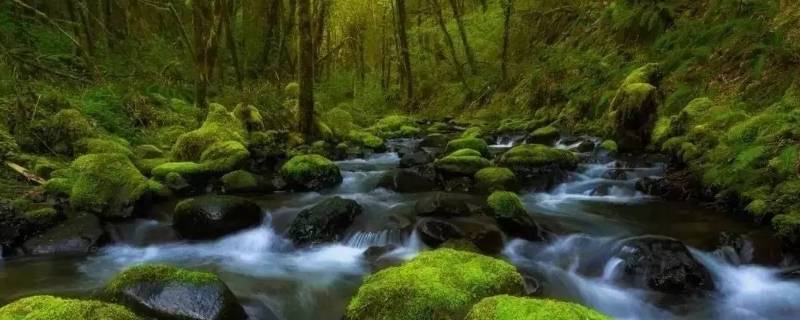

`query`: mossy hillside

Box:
[151,140,249,180]
[345,249,525,320]
[171,104,248,162]
[445,138,490,157]
[322,107,357,138]
[475,167,518,192]
[0,295,142,320]
[348,130,385,150]
[368,115,420,138]
[279,154,342,190]
[105,264,221,295]
[465,295,610,320]
[487,191,526,219]
[435,149,491,176]
[499,144,578,169]
[74,137,134,157]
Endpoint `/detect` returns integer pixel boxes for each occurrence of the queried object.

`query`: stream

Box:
[1,138,799,319]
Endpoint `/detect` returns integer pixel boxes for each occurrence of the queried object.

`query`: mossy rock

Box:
[345,249,525,320]
[610,78,659,151]
[498,144,578,170]
[434,149,491,176]
[599,140,618,154]
[487,191,526,219]
[22,207,61,228]
[475,167,518,192]
[134,145,164,159]
[322,107,357,138]
[75,137,133,157]
[47,109,97,154]
[171,104,247,161]
[105,264,246,320]
[348,130,385,150]
[46,153,150,218]
[0,295,142,320]
[399,125,423,137]
[465,295,610,320]
[199,141,250,173]
[284,82,300,97]
[172,196,262,239]
[232,104,264,132]
[461,127,484,139]
[445,138,490,157]
[279,154,342,191]
[528,126,560,145]
[151,162,207,180]
[370,115,419,138]
[221,170,260,193]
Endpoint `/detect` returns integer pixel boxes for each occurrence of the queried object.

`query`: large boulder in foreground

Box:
[279,154,342,191]
[288,197,363,246]
[172,196,262,240]
[465,295,610,320]
[105,264,247,320]
[345,249,525,320]
[22,213,106,256]
[613,235,714,294]
[0,295,141,320]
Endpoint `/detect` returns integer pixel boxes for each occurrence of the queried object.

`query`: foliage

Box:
[0,295,142,320]
[465,295,610,320]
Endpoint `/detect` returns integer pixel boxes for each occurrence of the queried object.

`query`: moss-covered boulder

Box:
[369,115,420,138]
[461,127,484,139]
[348,130,385,150]
[528,126,560,145]
[345,249,525,320]
[171,104,247,161]
[287,196,363,246]
[475,167,518,192]
[75,137,133,157]
[609,64,662,151]
[465,295,610,320]
[22,212,106,256]
[233,104,264,132]
[599,140,618,154]
[104,264,247,320]
[173,196,262,240]
[435,149,491,176]
[151,141,249,183]
[498,144,578,174]
[221,170,260,193]
[444,138,490,157]
[0,295,142,320]
[279,154,342,191]
[45,153,152,218]
[134,144,165,159]
[486,191,544,241]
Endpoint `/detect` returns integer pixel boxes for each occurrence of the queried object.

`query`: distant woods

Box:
[1,0,509,133]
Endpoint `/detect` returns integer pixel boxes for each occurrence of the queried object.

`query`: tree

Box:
[447,0,476,74]
[297,0,315,137]
[192,0,222,108]
[395,0,413,105]
[429,0,471,96]
[500,0,513,82]
[222,0,243,89]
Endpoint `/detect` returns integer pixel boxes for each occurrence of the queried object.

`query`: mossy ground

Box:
[345,249,525,320]
[0,295,142,320]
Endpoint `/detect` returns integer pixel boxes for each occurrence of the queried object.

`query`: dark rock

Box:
[495,214,545,242]
[416,219,464,247]
[614,235,715,295]
[454,219,505,255]
[22,213,106,256]
[715,232,754,265]
[363,244,402,270]
[441,176,473,193]
[576,141,596,153]
[172,196,263,240]
[0,202,24,253]
[400,151,433,168]
[635,167,707,201]
[415,192,476,218]
[602,168,628,180]
[522,274,542,296]
[419,134,450,149]
[287,197,363,246]
[378,168,437,193]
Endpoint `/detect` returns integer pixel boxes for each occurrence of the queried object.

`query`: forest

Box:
[1,0,800,319]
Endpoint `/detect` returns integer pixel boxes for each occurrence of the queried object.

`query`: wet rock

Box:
[416,219,464,247]
[363,244,402,270]
[576,140,596,153]
[415,192,476,218]
[287,197,363,246]
[22,213,106,256]
[105,264,247,320]
[279,154,342,191]
[497,144,578,191]
[454,219,505,255]
[716,232,754,265]
[378,168,437,193]
[441,176,473,193]
[399,151,433,168]
[614,235,715,294]
[522,274,543,296]
[527,126,560,145]
[602,168,628,180]
[0,202,24,253]
[172,196,263,240]
[635,168,707,201]
[419,133,450,149]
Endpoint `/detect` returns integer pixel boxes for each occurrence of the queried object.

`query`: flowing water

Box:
[0,139,798,319]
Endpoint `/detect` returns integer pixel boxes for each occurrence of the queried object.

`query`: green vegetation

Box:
[435,149,491,176]
[487,191,526,218]
[105,264,220,294]
[279,154,342,190]
[499,145,577,169]
[346,249,525,320]
[445,138,490,157]
[465,295,610,320]
[475,167,518,192]
[0,295,141,320]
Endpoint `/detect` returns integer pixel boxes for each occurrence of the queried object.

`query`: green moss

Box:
[345,249,525,320]
[279,154,341,189]
[151,161,207,180]
[465,295,610,320]
[233,104,264,132]
[221,170,259,192]
[369,115,418,138]
[496,119,528,133]
[0,295,142,320]
[171,104,247,161]
[773,212,800,243]
[499,144,577,169]
[284,82,300,97]
[435,150,491,176]
[134,145,164,159]
[529,126,560,144]
[199,141,250,173]
[474,167,517,192]
[445,138,490,157]
[440,239,481,253]
[323,107,357,138]
[348,130,385,150]
[23,207,59,224]
[0,126,19,161]
[50,109,96,145]
[600,140,618,154]
[399,125,422,137]
[461,127,484,139]
[487,191,526,218]
[621,63,661,87]
[105,264,220,295]
[75,137,133,156]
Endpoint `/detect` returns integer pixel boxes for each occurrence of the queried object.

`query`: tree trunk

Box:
[259,0,281,73]
[429,0,471,96]
[500,0,513,82]
[297,0,315,137]
[447,0,476,74]
[395,0,413,104]
[192,0,221,108]
[223,0,243,89]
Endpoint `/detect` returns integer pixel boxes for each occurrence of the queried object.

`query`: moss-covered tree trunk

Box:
[395,0,413,105]
[192,0,221,109]
[297,0,314,137]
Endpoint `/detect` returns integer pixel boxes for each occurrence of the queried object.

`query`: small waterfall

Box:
[345,230,404,248]
[601,257,624,282]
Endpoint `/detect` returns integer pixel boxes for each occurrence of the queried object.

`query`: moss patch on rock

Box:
[0,295,142,320]
[348,130,385,150]
[499,144,577,169]
[475,167,518,192]
[346,249,525,320]
[221,170,259,193]
[465,295,610,320]
[171,104,247,161]
[487,191,526,218]
[529,126,560,144]
[105,264,220,294]
[445,138,490,157]
[435,149,491,176]
[369,115,419,138]
[280,154,342,190]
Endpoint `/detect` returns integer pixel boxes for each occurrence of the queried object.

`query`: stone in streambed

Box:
[22,212,106,256]
[104,264,247,320]
[415,192,478,218]
[287,197,363,246]
[172,196,262,240]
[279,154,342,191]
[0,295,142,320]
[378,168,437,193]
[399,150,433,168]
[416,218,465,247]
[487,191,544,242]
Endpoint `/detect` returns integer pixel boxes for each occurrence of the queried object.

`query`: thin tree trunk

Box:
[429,0,471,96]
[500,0,513,82]
[447,0,476,74]
[192,0,221,108]
[281,0,297,76]
[259,0,281,72]
[223,0,243,89]
[77,0,96,57]
[297,0,315,137]
[312,0,328,65]
[395,0,413,104]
